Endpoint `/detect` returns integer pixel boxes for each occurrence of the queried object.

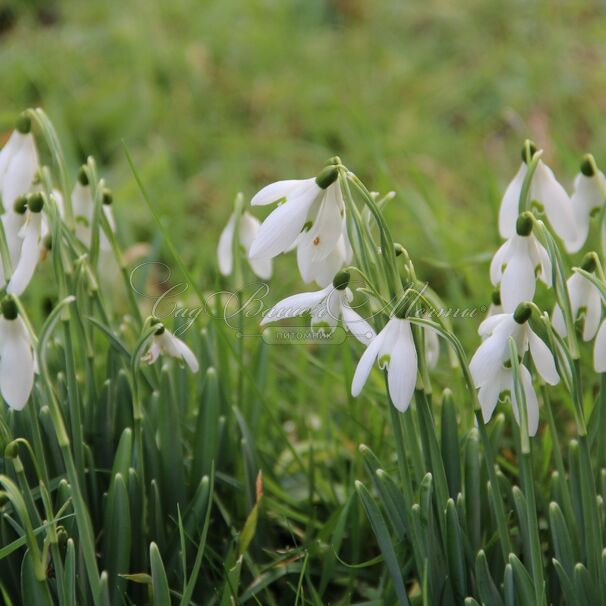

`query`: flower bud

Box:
[581,253,597,273]
[1,297,18,320]
[15,113,31,135]
[491,289,501,306]
[57,527,68,547]
[332,270,350,290]
[516,211,533,237]
[4,441,19,459]
[27,192,44,213]
[77,166,89,186]
[13,195,28,215]
[315,166,338,190]
[580,154,596,177]
[513,302,532,325]
[520,140,538,164]
[102,188,113,206]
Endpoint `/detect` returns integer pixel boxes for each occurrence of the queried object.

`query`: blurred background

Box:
[1,0,605,333]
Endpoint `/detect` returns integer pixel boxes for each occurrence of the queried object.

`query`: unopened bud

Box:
[4,441,19,459]
[332,270,350,290]
[513,302,532,325]
[315,166,338,190]
[1,297,18,321]
[27,192,44,213]
[516,212,533,236]
[15,113,31,135]
[520,140,538,164]
[581,253,597,273]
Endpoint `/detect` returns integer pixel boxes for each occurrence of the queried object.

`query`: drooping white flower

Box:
[249,166,348,285]
[7,193,44,296]
[469,307,559,435]
[217,210,272,280]
[351,316,419,412]
[0,299,36,411]
[564,160,606,253]
[499,148,575,242]
[143,325,199,372]
[260,271,374,344]
[552,269,602,342]
[0,119,39,213]
[489,216,551,312]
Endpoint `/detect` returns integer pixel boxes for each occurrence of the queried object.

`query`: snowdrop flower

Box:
[217,209,272,280]
[564,156,606,253]
[351,309,420,412]
[0,297,36,411]
[490,212,551,312]
[260,271,374,344]
[296,231,352,287]
[0,116,39,212]
[143,324,199,372]
[499,143,575,242]
[470,303,559,435]
[72,169,116,253]
[552,257,601,342]
[249,164,348,284]
[7,193,44,296]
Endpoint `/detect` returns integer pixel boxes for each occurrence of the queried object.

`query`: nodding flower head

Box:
[142,324,199,373]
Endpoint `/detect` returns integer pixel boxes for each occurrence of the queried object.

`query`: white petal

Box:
[528,329,559,385]
[248,192,317,260]
[297,234,347,287]
[251,178,315,206]
[0,320,35,410]
[469,331,509,388]
[175,338,199,373]
[311,289,341,329]
[594,320,606,373]
[583,282,602,341]
[532,161,576,242]
[500,247,536,312]
[532,238,552,286]
[238,213,272,279]
[341,300,375,345]
[304,183,344,261]
[351,324,389,397]
[385,320,418,412]
[7,213,42,296]
[478,368,506,423]
[260,286,331,326]
[489,240,511,286]
[499,163,526,238]
[519,365,540,437]
[143,341,161,365]
[2,133,38,208]
[217,213,236,276]
[478,313,509,338]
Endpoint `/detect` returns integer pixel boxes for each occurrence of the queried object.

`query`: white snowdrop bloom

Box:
[296,231,352,287]
[217,210,272,280]
[499,145,575,242]
[7,193,44,296]
[594,319,606,373]
[260,271,375,344]
[351,315,419,412]
[552,268,602,342]
[470,306,559,435]
[564,159,606,253]
[0,299,35,411]
[143,325,199,372]
[248,166,347,275]
[0,118,39,212]
[489,215,551,312]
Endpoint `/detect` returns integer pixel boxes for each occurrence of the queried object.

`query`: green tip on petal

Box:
[513,302,532,325]
[516,211,533,236]
[581,252,597,272]
[491,289,501,306]
[77,166,89,186]
[520,140,538,164]
[15,113,31,134]
[315,166,338,190]
[27,192,44,213]
[102,188,113,206]
[332,270,350,290]
[1,297,18,321]
[580,154,595,177]
[13,195,28,215]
